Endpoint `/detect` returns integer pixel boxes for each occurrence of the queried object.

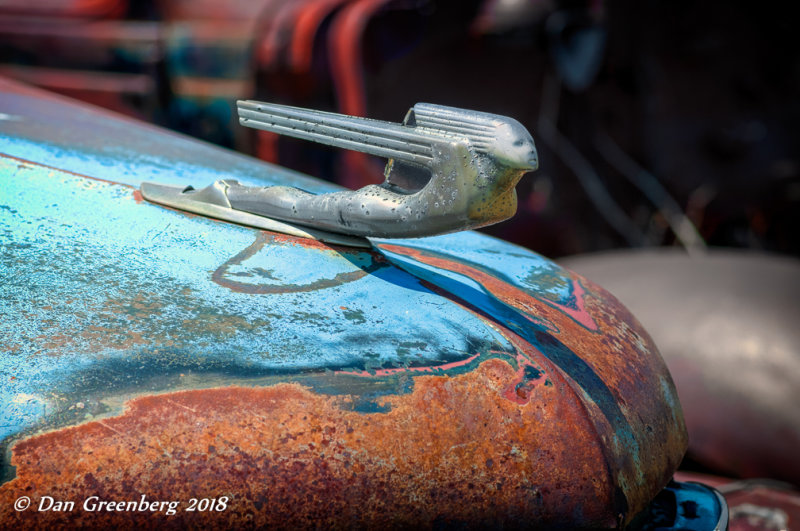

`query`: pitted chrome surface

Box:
[231,101,538,238]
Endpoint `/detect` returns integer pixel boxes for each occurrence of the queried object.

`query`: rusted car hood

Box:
[0,77,686,528]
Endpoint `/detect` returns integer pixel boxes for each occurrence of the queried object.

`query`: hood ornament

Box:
[142,101,538,243]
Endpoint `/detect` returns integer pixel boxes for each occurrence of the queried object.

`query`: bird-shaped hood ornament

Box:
[141,101,538,245]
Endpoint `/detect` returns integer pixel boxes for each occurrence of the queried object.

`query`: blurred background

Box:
[1,0,797,259]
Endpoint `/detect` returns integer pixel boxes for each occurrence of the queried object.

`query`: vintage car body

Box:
[0,76,699,528]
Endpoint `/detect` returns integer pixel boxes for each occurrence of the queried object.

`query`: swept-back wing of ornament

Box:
[141,101,537,243]
[237,100,437,167]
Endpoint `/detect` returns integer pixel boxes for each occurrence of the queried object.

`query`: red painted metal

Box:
[253,0,314,164]
[0,0,127,18]
[327,0,395,189]
[290,0,354,73]
[258,0,311,68]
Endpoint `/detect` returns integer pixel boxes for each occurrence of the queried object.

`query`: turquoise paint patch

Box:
[377,231,575,306]
[0,157,514,463]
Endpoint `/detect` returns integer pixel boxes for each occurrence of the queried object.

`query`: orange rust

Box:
[1,359,620,529]
[379,244,688,520]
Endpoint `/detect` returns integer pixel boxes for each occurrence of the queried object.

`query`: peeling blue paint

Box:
[1,156,528,471]
[0,79,685,514]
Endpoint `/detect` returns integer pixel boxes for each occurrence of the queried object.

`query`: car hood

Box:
[0,77,686,527]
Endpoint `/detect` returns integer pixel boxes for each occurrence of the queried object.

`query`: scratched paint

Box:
[0,77,687,527]
[0,157,514,464]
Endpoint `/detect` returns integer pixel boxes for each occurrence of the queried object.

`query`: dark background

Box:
[2,0,797,258]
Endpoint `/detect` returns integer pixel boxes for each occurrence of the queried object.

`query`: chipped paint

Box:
[1,364,620,528]
[1,77,687,527]
[373,243,687,518]
[337,353,483,377]
[0,155,518,473]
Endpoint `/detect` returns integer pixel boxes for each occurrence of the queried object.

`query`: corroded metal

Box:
[1,77,686,528]
[228,100,539,238]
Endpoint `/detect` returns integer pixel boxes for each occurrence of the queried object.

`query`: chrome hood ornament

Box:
[142,101,538,242]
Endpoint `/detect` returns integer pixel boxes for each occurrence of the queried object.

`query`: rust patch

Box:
[1,360,622,529]
[379,244,688,523]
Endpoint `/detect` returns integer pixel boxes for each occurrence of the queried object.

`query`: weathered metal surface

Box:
[1,78,686,527]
